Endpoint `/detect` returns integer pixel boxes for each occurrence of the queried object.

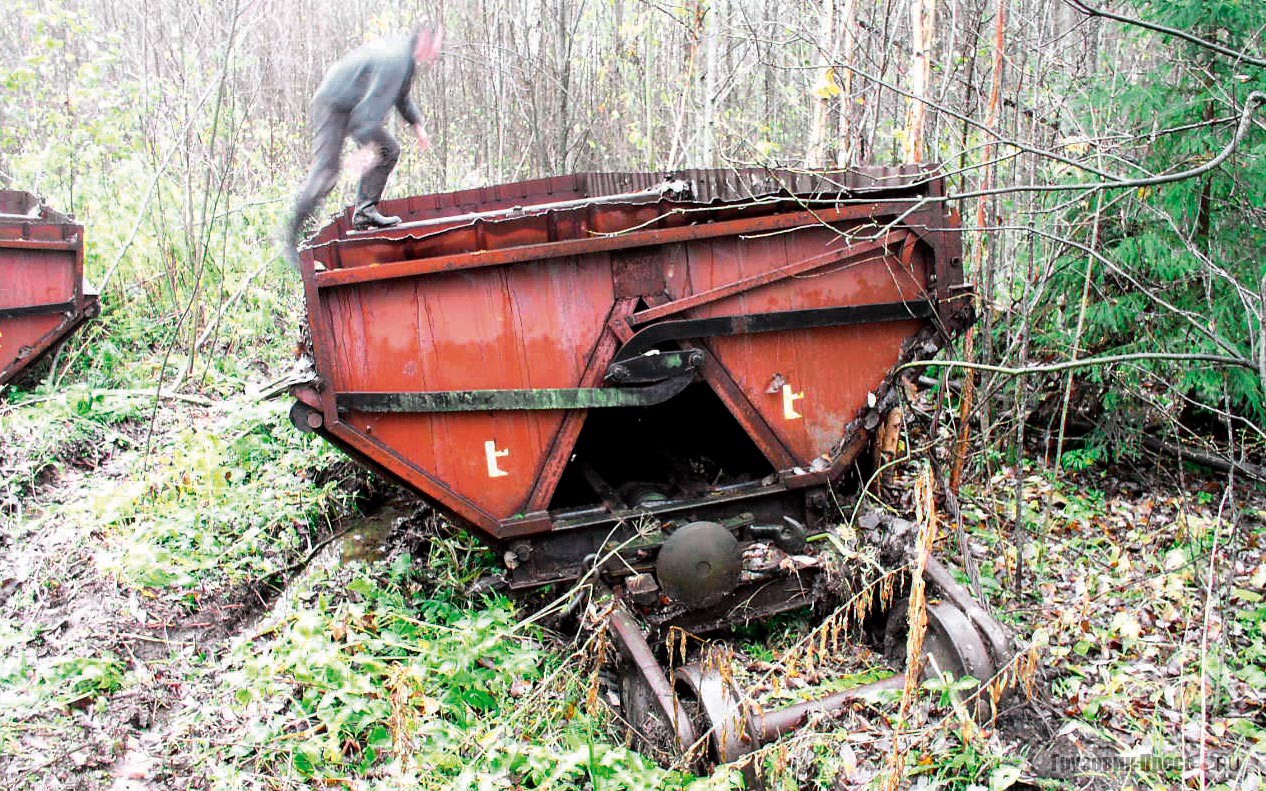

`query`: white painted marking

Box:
[782,384,805,420]
[485,440,510,478]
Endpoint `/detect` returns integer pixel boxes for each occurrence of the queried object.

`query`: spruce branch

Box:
[1066,0,1266,68]
[973,223,1251,363]
[947,92,1266,201]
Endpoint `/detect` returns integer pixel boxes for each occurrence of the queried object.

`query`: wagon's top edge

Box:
[305,165,949,250]
[573,165,945,205]
[411,165,943,207]
[0,189,78,227]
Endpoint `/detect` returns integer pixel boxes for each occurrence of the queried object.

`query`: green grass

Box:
[0,388,742,790]
[0,386,144,508]
[5,394,349,597]
[184,556,731,791]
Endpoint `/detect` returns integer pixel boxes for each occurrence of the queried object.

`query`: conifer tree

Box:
[1038,0,1265,449]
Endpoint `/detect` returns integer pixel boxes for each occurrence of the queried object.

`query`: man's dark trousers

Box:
[288,101,400,246]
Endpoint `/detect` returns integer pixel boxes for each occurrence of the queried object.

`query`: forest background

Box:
[0,0,1263,789]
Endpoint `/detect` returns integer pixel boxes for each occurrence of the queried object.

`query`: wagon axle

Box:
[607,553,1011,769]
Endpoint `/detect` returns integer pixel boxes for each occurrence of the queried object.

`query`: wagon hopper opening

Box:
[290,167,1005,766]
[0,190,99,390]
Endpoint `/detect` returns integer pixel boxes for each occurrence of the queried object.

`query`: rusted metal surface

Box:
[625,231,910,326]
[654,522,742,610]
[754,673,906,741]
[337,369,695,412]
[344,179,693,237]
[309,201,934,289]
[667,593,1004,765]
[674,663,756,763]
[883,597,998,719]
[674,662,908,763]
[310,167,939,255]
[608,605,698,762]
[923,558,1014,673]
[293,166,990,765]
[0,191,98,388]
[294,167,966,543]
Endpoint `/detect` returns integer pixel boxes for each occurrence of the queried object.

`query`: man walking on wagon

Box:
[285,24,443,259]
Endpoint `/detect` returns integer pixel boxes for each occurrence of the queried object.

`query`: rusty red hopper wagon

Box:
[293,168,996,764]
[0,191,99,389]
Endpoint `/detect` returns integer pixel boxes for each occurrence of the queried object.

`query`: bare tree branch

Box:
[900,351,1261,379]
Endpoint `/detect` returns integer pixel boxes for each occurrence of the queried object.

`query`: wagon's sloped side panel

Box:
[686,227,931,465]
[321,253,617,520]
[0,191,99,388]
[293,168,969,540]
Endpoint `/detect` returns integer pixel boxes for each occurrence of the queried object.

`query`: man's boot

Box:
[352,202,402,230]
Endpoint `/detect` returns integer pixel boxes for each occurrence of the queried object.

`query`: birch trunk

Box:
[835,0,858,166]
[902,0,936,162]
[808,0,836,165]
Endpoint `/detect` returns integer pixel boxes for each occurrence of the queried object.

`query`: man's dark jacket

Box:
[313,30,423,143]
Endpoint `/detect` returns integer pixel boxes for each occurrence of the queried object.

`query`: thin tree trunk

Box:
[903,0,936,162]
[951,0,1007,492]
[701,1,717,165]
[835,0,858,165]
[809,0,837,165]
[1054,189,1104,464]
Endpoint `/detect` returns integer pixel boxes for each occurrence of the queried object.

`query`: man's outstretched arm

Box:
[396,94,430,153]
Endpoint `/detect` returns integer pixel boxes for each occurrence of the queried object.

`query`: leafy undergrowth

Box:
[685,462,1266,791]
[85,401,347,594]
[2,385,1264,790]
[4,389,350,600]
[950,464,1266,789]
[0,391,730,791]
[0,391,356,789]
[159,551,726,791]
[0,386,144,514]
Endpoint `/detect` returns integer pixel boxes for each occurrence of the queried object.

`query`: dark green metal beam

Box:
[337,372,694,413]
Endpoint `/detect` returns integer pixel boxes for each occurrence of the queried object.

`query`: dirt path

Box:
[0,396,388,789]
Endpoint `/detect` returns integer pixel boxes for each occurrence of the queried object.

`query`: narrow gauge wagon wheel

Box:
[620,663,704,769]
[289,400,323,433]
[882,597,997,715]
